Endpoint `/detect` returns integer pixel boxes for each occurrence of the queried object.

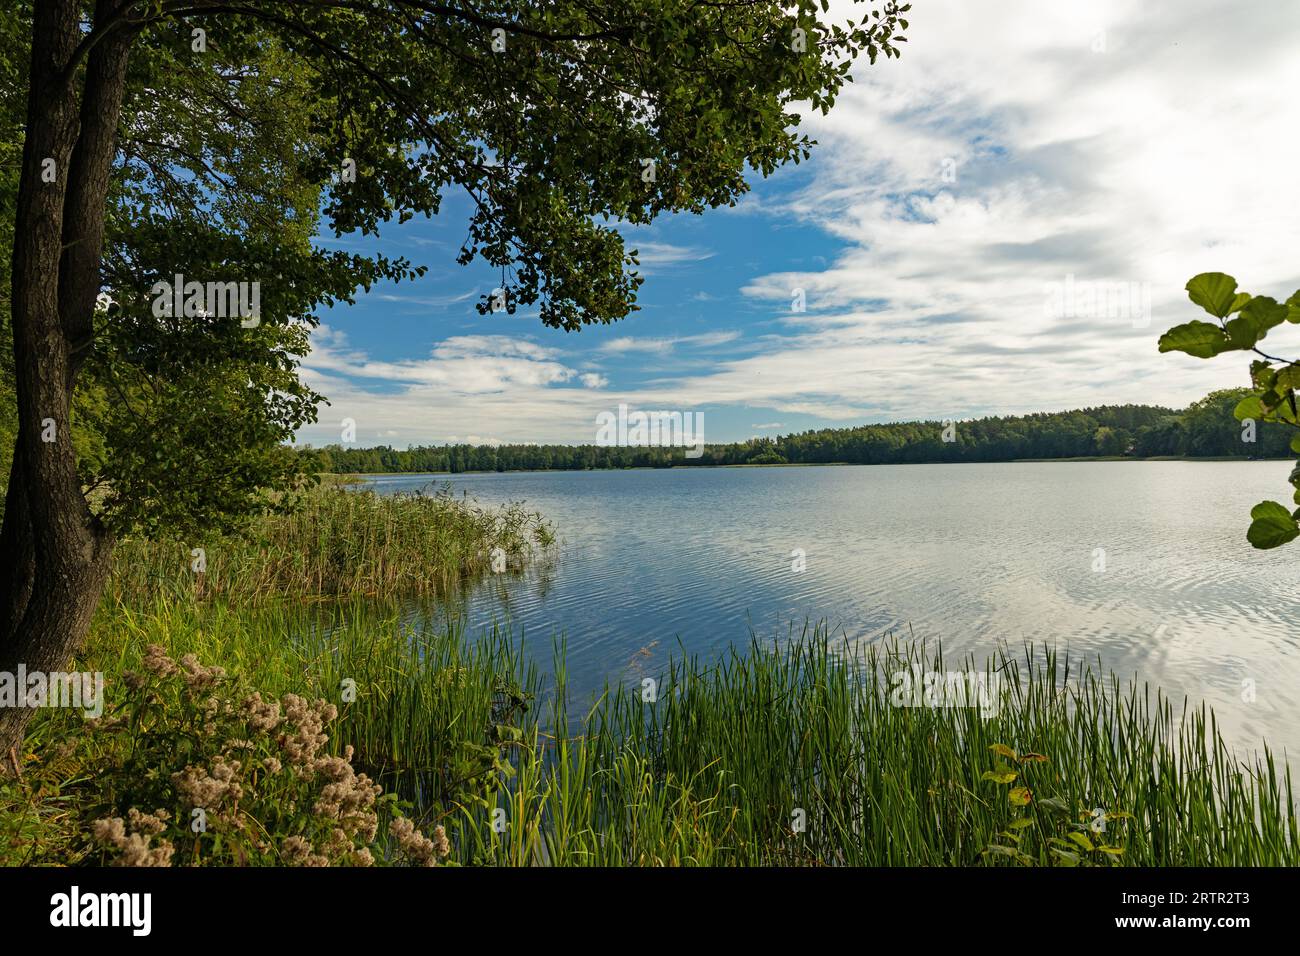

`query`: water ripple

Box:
[369,462,1300,758]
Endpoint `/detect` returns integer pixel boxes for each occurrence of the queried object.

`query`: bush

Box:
[6,644,450,867]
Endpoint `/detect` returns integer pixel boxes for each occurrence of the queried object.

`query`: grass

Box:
[105,482,555,606]
[483,627,1298,866]
[3,481,1295,866]
[6,599,1294,866]
[1,596,537,865]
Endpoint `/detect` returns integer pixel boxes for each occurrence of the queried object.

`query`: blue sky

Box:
[296,0,1300,450]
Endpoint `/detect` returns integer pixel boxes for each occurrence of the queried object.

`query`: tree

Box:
[1180,389,1246,457]
[1133,415,1184,457]
[1092,426,1122,456]
[0,1,910,754]
[1159,272,1300,548]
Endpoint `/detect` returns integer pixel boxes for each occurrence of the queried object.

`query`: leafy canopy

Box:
[2,0,910,538]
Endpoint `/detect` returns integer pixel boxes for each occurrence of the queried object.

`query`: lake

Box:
[363,461,1300,759]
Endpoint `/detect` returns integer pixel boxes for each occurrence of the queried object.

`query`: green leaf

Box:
[1276,366,1300,392]
[1225,316,1260,350]
[1242,295,1289,329]
[1006,817,1035,830]
[1186,272,1240,318]
[1226,296,1288,349]
[1262,389,1300,423]
[1035,796,1069,812]
[1250,360,1277,389]
[1287,290,1300,323]
[982,769,1018,784]
[1234,396,1264,421]
[1157,321,1230,358]
[1247,500,1300,549]
[1067,832,1095,851]
[981,844,1026,862]
[1290,434,1300,455]
[1008,786,1032,806]
[988,743,1016,759]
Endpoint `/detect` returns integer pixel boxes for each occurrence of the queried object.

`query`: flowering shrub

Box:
[77,645,448,866]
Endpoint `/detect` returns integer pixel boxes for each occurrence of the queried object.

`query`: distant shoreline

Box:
[333,454,1291,479]
[295,391,1300,476]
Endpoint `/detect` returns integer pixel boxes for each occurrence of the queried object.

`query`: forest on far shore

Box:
[294,388,1288,474]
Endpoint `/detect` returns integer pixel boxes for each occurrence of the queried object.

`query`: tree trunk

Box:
[0,444,37,642]
[0,0,133,761]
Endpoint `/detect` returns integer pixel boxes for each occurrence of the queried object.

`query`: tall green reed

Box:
[462,627,1298,866]
[106,483,555,605]
[44,603,1299,866]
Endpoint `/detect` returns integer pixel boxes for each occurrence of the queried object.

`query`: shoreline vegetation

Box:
[335,453,1290,479]
[2,483,1296,866]
[107,484,555,607]
[293,388,1292,475]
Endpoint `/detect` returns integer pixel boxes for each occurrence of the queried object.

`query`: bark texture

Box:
[0,0,134,759]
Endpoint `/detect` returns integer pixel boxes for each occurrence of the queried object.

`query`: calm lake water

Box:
[364,462,1300,759]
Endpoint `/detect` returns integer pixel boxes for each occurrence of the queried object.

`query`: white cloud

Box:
[599,331,740,355]
[722,0,1300,419]
[306,328,580,393]
[374,289,477,308]
[447,435,505,446]
[301,1,1300,444]
[298,327,619,446]
[627,241,715,270]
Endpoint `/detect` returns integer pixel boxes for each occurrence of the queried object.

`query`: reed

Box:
[501,630,1299,866]
[104,483,555,605]
[13,602,1292,867]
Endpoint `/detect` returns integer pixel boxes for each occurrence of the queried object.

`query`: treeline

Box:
[295,388,1293,474]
